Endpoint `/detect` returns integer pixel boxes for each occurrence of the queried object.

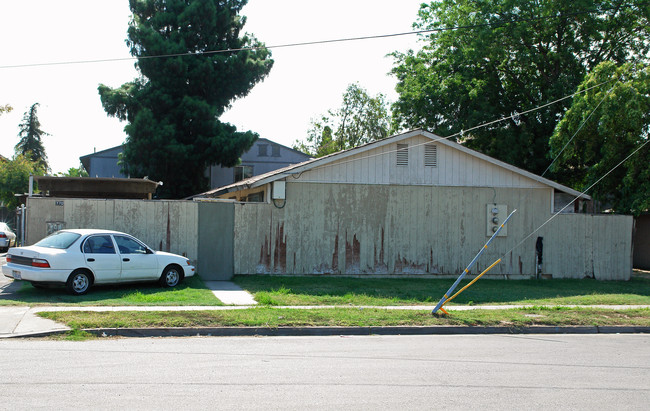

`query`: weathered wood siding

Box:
[233,182,633,279]
[296,135,549,189]
[25,198,199,261]
[543,214,633,279]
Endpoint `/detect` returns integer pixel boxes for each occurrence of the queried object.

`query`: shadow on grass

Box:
[233,275,650,305]
[0,275,220,306]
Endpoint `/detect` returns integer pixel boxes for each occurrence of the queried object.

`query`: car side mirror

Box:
[146,248,154,254]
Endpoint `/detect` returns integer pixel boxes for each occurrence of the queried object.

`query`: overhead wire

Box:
[283,72,646,289]
[285,77,618,176]
[541,80,620,177]
[0,4,633,70]
[503,137,650,259]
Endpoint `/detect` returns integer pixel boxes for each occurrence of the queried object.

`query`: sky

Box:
[0,0,424,174]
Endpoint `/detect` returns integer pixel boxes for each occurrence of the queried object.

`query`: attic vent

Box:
[425,143,437,167]
[396,143,408,166]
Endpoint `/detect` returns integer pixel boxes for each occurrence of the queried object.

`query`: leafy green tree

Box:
[391,0,650,176]
[0,155,40,209]
[99,0,273,198]
[294,84,392,157]
[57,164,89,178]
[550,62,650,215]
[15,103,49,172]
[0,104,12,115]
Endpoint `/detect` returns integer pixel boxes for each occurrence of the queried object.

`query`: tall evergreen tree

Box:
[15,103,49,172]
[99,0,273,198]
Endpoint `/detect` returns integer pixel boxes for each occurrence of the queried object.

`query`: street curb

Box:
[0,329,69,339]
[75,325,650,338]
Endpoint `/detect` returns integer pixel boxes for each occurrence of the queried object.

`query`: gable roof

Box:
[79,138,311,175]
[254,138,313,158]
[199,129,590,200]
[79,145,125,173]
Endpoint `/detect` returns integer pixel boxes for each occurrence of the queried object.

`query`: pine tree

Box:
[15,103,49,172]
[99,0,273,198]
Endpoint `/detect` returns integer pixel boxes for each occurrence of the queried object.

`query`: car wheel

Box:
[159,265,182,288]
[66,270,92,295]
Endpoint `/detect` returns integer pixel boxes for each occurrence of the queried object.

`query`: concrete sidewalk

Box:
[204,281,257,305]
[0,280,258,338]
[2,303,649,339]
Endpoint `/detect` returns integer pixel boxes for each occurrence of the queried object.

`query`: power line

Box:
[541,80,619,177]
[504,136,650,259]
[0,4,631,70]
[291,77,617,175]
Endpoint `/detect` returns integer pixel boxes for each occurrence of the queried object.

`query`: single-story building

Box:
[23,130,633,281]
[198,129,633,280]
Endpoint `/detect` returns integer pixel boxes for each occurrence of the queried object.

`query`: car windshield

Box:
[34,231,81,249]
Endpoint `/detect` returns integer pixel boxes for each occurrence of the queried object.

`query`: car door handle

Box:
[87,258,95,262]
[123,258,130,262]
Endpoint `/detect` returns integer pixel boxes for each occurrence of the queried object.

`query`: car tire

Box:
[159,265,182,288]
[66,270,92,295]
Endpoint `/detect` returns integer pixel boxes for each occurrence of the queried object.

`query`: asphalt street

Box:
[1,334,648,410]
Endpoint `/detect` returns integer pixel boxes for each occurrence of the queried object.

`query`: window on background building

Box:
[271,145,280,157]
[258,144,268,157]
[234,165,253,182]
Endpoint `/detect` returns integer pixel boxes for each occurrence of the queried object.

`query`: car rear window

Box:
[34,231,81,249]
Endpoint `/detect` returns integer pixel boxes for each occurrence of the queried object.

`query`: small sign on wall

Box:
[47,222,65,235]
[55,201,64,206]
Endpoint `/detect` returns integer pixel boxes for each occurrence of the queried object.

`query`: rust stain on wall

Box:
[374,228,385,266]
[373,228,388,274]
[345,232,360,273]
[394,253,428,274]
[259,236,271,270]
[427,248,442,274]
[331,234,339,272]
[257,222,286,274]
[273,222,286,273]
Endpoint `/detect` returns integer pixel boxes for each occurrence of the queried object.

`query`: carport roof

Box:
[34,176,161,199]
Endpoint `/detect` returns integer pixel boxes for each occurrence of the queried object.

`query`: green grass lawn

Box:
[233,275,650,306]
[40,306,650,329]
[6,274,650,335]
[0,276,220,306]
[4,274,649,307]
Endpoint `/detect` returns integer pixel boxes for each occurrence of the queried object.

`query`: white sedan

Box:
[0,222,17,252]
[1,229,196,295]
